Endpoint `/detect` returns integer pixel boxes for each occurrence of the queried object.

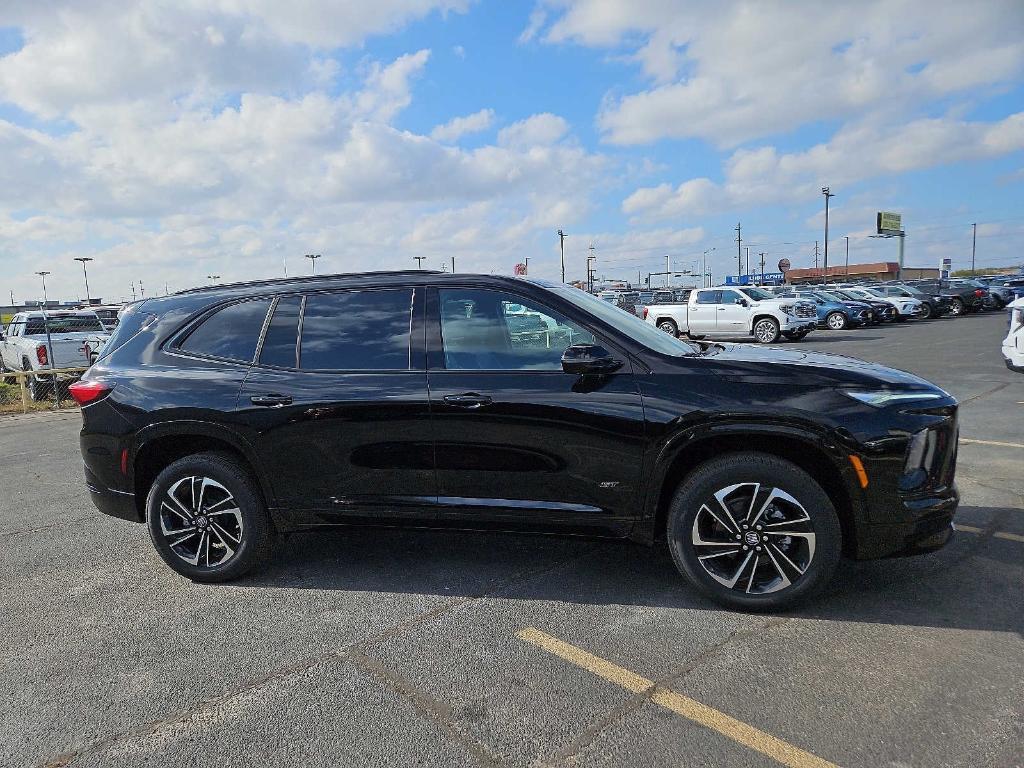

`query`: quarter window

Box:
[439,288,595,371]
[258,297,302,368]
[299,290,413,371]
[180,299,272,362]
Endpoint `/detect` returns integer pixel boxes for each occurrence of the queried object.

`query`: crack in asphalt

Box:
[0,514,98,539]
[34,545,599,768]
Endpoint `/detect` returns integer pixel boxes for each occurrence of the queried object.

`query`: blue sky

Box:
[0,1,1022,303]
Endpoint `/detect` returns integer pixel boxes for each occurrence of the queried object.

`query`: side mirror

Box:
[735,297,748,306]
[561,344,622,375]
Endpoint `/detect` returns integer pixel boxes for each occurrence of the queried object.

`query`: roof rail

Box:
[174,270,442,295]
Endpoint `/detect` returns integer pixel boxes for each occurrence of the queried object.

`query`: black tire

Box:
[949,298,964,316]
[146,452,274,583]
[825,311,847,330]
[685,333,706,340]
[918,303,932,319]
[752,317,780,343]
[657,319,678,337]
[24,361,47,402]
[666,452,842,611]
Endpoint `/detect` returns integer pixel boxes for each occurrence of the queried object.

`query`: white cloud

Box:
[497,113,570,148]
[537,0,1024,147]
[623,112,1024,222]
[430,108,495,142]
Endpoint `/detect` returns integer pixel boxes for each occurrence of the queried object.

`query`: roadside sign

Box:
[778,258,791,272]
[877,211,902,235]
[514,263,527,275]
[940,257,952,280]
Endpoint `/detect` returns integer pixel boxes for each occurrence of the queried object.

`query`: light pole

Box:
[74,257,94,304]
[413,256,426,269]
[664,254,670,287]
[557,229,566,283]
[821,187,834,277]
[207,274,220,285]
[305,253,321,275]
[702,247,715,288]
[845,236,850,278]
[36,271,50,304]
[971,222,977,275]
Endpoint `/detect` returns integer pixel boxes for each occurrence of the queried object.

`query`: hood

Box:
[697,343,942,389]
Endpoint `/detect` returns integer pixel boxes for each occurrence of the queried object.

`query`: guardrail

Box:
[0,367,89,414]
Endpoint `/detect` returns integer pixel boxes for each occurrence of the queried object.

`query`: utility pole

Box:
[703,247,715,288]
[305,253,321,275]
[35,271,50,304]
[560,230,567,283]
[74,257,94,304]
[821,186,834,277]
[845,236,850,278]
[759,252,766,282]
[971,222,977,274]
[131,282,136,301]
[735,222,742,278]
[587,241,596,292]
[814,240,819,272]
[413,256,426,269]
[745,246,750,277]
[664,254,670,287]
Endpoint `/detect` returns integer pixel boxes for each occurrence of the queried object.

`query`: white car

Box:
[1003,297,1024,373]
[843,286,925,321]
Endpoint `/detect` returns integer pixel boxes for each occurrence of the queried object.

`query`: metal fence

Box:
[0,368,89,414]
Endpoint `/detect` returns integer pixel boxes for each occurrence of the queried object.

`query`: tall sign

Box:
[877,211,902,235]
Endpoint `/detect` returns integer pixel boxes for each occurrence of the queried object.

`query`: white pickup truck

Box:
[642,286,818,343]
[0,310,110,400]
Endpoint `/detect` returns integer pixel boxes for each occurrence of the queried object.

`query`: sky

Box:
[0,0,1022,304]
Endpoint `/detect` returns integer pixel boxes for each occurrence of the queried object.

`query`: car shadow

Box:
[236,506,1022,634]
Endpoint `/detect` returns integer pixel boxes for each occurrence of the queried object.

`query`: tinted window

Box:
[180,299,272,362]
[720,290,743,304]
[439,288,595,371]
[258,297,302,368]
[695,290,721,304]
[300,290,412,371]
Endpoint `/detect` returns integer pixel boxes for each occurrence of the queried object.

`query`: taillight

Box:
[36,345,48,366]
[642,306,649,319]
[974,289,984,297]
[68,380,112,406]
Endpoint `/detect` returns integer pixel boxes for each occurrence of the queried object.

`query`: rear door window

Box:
[258,297,302,368]
[179,299,273,363]
[695,290,722,304]
[299,289,413,371]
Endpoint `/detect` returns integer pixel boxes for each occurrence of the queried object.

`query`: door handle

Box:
[442,393,492,409]
[250,393,293,407]
[717,307,726,311]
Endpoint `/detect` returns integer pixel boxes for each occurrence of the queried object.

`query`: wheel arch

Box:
[132,422,273,521]
[638,426,861,558]
[750,313,779,331]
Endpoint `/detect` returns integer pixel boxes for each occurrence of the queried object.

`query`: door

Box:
[716,289,749,333]
[426,286,646,534]
[238,288,436,525]
[688,289,720,333]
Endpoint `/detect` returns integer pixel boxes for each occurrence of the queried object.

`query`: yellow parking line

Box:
[959,438,1024,449]
[956,524,1024,543]
[518,627,838,768]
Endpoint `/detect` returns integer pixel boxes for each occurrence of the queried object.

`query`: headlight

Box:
[779,304,794,314]
[843,390,945,407]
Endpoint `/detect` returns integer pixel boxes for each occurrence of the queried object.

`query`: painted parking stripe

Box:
[959,438,1024,449]
[955,524,1024,543]
[518,627,838,768]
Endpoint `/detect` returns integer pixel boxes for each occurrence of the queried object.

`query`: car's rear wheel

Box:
[753,317,780,343]
[918,303,932,319]
[949,298,964,316]
[657,319,678,336]
[825,311,847,330]
[24,361,47,402]
[666,452,842,611]
[146,452,274,582]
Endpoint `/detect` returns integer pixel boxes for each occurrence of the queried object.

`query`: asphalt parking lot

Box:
[1,311,1020,768]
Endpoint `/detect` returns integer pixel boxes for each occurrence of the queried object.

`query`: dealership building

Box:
[784,261,939,285]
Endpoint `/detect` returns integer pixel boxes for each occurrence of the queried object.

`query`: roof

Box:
[174,269,443,296]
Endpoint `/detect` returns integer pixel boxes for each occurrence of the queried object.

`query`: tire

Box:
[685,333,706,341]
[24,361,47,402]
[666,452,842,611]
[918,303,932,319]
[825,311,847,330]
[146,452,274,583]
[657,319,678,337]
[949,298,964,316]
[752,317,780,343]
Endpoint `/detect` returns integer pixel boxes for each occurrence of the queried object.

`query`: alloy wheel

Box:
[826,312,846,330]
[754,319,779,343]
[691,483,815,595]
[157,476,244,567]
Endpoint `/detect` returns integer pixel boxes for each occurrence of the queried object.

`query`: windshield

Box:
[545,284,699,357]
[739,286,775,300]
[816,291,846,303]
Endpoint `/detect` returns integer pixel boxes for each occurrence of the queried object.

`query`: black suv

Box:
[72,272,960,610]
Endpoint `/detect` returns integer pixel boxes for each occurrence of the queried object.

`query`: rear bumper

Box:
[85,465,140,522]
[853,485,959,559]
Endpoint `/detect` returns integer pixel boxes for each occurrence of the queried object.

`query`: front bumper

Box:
[854,484,959,559]
[781,316,816,331]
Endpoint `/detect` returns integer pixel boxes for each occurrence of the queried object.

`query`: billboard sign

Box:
[777,258,791,272]
[725,273,785,286]
[877,211,902,235]
[940,257,952,280]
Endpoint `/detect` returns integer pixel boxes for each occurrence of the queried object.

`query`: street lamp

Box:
[73,257,94,304]
[557,229,566,283]
[702,248,715,288]
[207,274,220,285]
[821,187,834,277]
[36,271,50,304]
[305,254,321,275]
[413,256,426,269]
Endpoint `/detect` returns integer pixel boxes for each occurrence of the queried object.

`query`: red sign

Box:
[514,263,527,275]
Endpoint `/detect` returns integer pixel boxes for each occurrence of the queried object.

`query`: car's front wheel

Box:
[949,298,965,316]
[825,311,847,330]
[666,452,842,611]
[146,452,274,582]
[919,303,932,319]
[752,317,780,343]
